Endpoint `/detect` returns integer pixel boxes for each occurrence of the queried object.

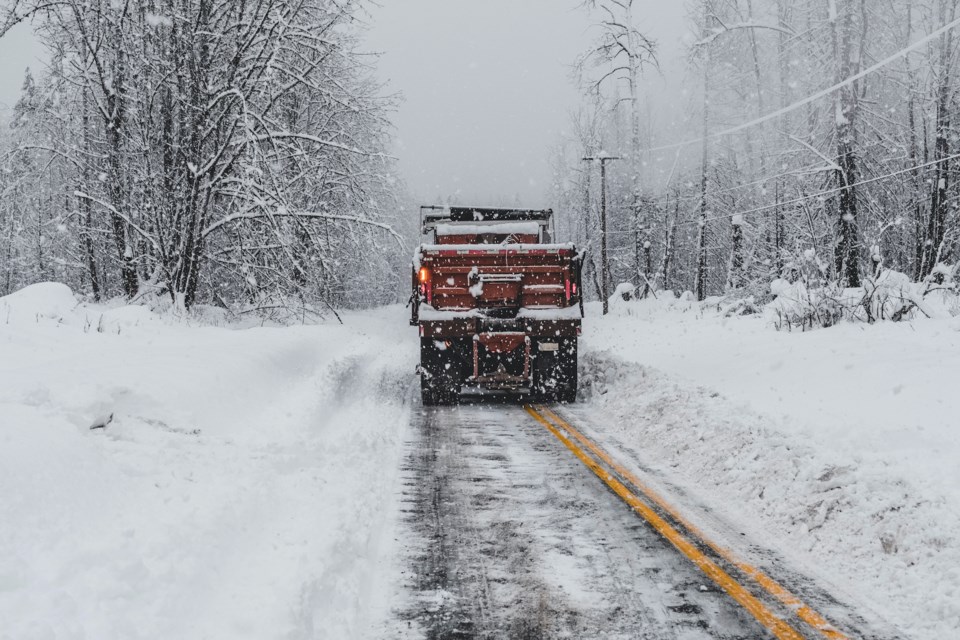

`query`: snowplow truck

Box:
[411,206,584,405]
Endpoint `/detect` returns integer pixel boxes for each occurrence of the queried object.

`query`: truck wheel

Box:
[421,374,459,406]
[421,376,440,406]
[420,339,461,406]
[556,338,578,403]
[553,338,578,403]
[533,338,578,403]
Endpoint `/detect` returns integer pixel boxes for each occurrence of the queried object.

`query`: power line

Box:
[597,152,913,228]
[644,13,960,155]
[638,156,884,210]
[682,151,960,227]
[603,151,960,236]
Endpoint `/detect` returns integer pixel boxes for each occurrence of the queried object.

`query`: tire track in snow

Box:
[383,399,773,639]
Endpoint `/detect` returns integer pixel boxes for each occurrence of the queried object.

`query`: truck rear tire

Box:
[420,339,461,406]
[421,376,457,406]
[533,338,578,403]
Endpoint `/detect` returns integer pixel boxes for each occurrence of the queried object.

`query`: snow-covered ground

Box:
[0,284,416,640]
[581,295,960,638]
[4,282,959,639]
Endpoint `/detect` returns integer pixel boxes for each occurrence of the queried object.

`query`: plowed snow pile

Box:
[581,296,960,639]
[0,283,416,640]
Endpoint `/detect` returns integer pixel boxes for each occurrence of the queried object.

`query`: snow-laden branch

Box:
[784,134,842,173]
[2,0,405,310]
[203,208,406,250]
[234,132,392,158]
[693,21,796,48]
[73,191,165,255]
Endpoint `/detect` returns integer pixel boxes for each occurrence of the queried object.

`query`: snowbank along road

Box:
[0,284,415,640]
[378,393,900,640]
[2,285,944,638]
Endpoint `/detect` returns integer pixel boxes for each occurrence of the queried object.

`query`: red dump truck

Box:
[411,206,583,405]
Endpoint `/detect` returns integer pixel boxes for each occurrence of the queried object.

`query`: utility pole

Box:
[583,154,620,315]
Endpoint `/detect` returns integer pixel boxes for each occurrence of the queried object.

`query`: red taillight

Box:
[565,278,572,302]
[419,267,432,305]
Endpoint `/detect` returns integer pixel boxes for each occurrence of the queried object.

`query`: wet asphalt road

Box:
[384,400,774,639]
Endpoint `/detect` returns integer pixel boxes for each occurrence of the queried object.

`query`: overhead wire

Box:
[678,151,960,227]
[641,13,960,154]
[583,14,960,241]
[601,151,960,236]
[636,153,909,211]
[598,150,915,234]
[642,160,833,206]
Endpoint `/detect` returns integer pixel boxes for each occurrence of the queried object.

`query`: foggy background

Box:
[0,21,45,111]
[363,0,690,206]
[0,2,691,207]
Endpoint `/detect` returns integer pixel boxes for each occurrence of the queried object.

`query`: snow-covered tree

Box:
[0,0,406,312]
[555,0,960,302]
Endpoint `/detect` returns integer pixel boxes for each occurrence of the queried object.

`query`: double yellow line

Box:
[524,404,848,640]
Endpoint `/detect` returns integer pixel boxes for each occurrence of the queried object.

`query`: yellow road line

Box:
[524,404,805,640]
[537,405,848,640]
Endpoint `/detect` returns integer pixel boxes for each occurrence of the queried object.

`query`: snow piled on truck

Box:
[580,296,960,638]
[0,283,415,640]
[434,222,542,236]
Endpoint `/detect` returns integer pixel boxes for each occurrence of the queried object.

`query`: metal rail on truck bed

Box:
[420,206,554,244]
[420,205,554,226]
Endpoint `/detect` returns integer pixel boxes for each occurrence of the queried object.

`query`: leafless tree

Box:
[0,0,405,312]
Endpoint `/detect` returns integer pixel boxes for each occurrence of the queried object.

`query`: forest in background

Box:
[0,0,413,317]
[551,0,960,324]
[2,0,959,324]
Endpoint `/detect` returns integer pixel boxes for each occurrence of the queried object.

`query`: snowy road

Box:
[0,286,939,638]
[388,400,762,639]
[376,397,899,640]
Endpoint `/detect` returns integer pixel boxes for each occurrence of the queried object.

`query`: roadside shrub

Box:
[766,252,960,331]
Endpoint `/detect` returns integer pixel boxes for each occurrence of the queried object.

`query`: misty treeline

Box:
[551,0,960,318]
[0,0,410,314]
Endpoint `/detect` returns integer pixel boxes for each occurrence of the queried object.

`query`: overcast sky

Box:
[364,1,691,207]
[0,21,45,113]
[0,2,691,208]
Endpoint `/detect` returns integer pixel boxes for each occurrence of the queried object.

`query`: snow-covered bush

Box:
[608,284,698,317]
[765,249,848,330]
[766,278,848,331]
[719,294,762,317]
[700,280,772,318]
[767,250,960,330]
[919,264,960,317]
[235,291,340,326]
[0,282,78,325]
[861,270,924,322]
[858,265,960,323]
[613,281,637,302]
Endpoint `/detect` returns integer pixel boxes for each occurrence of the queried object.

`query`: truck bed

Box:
[415,243,580,312]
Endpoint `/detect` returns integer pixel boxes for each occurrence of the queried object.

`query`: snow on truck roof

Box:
[434,222,542,236]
